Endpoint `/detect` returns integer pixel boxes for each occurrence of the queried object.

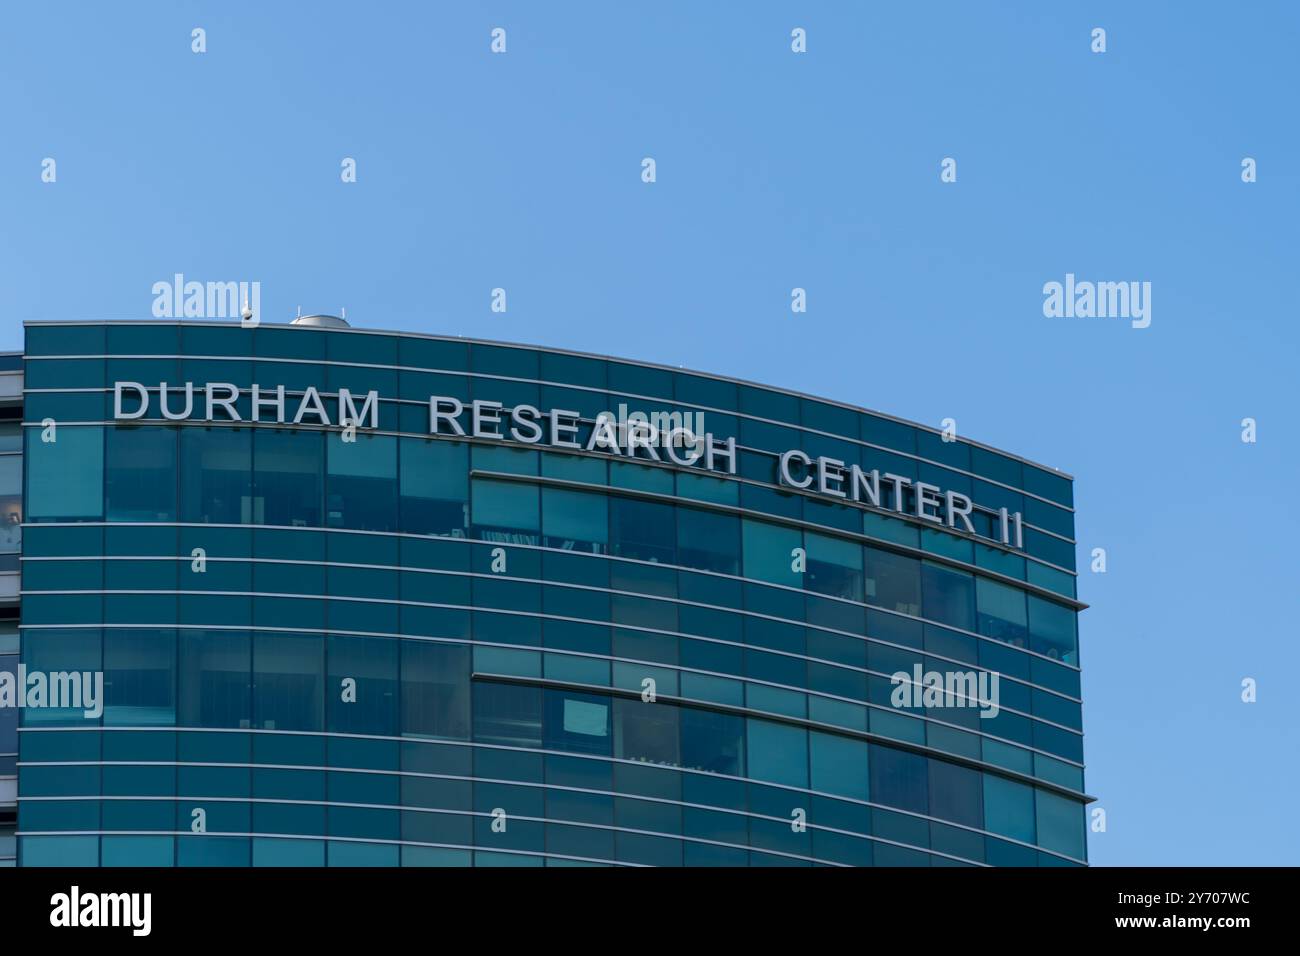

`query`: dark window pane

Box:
[680,707,744,776]
[253,632,323,732]
[253,429,323,528]
[676,507,739,574]
[400,438,468,537]
[401,641,469,740]
[865,547,921,617]
[869,744,928,814]
[181,427,251,523]
[609,497,674,564]
[613,697,681,766]
[472,681,541,749]
[106,426,176,521]
[178,630,250,729]
[921,561,975,631]
[328,635,398,736]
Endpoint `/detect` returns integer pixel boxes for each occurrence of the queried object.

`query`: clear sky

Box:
[2,2,1296,865]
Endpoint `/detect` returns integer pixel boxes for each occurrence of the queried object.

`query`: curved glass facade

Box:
[15,320,1087,867]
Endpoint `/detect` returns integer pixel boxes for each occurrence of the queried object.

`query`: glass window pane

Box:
[810,731,869,800]
[253,429,323,528]
[927,758,982,828]
[181,427,251,524]
[471,478,538,544]
[613,697,680,766]
[609,497,674,564]
[676,507,739,574]
[864,547,920,617]
[976,577,1028,647]
[742,518,802,587]
[253,632,323,732]
[178,629,251,729]
[104,629,176,726]
[326,433,397,531]
[805,531,864,601]
[401,641,469,740]
[542,488,608,553]
[472,681,541,748]
[27,426,103,521]
[543,689,611,756]
[869,744,928,814]
[746,718,807,788]
[1028,596,1078,665]
[328,635,398,735]
[680,707,744,776]
[921,561,975,631]
[982,773,1035,843]
[1034,789,1084,858]
[105,426,177,521]
[399,439,467,537]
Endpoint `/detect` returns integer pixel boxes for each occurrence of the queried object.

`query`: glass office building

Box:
[12,319,1088,867]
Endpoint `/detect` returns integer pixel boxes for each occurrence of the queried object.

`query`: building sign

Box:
[112,381,1025,549]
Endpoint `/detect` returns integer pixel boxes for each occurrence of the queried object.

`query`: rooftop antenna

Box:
[341,307,346,321]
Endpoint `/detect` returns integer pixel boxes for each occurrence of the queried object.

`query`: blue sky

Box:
[2,2,1297,865]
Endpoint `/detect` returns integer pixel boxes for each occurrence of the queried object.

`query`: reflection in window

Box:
[865,547,921,617]
[106,426,177,521]
[399,439,467,537]
[178,629,251,729]
[180,427,251,524]
[326,433,397,531]
[253,429,323,528]
[676,507,739,574]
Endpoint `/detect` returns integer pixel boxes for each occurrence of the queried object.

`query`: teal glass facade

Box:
[15,320,1087,866]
